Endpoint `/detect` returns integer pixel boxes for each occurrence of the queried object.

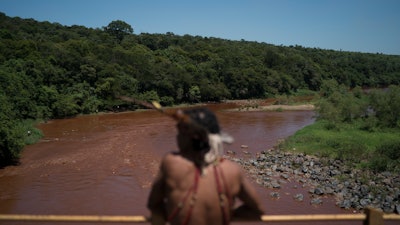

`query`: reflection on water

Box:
[1,104,382,225]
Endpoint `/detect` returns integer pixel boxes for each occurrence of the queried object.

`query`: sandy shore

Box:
[223,99,315,111]
[252,104,315,111]
[228,104,315,111]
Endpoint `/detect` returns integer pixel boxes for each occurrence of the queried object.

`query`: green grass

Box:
[16,119,44,145]
[281,120,400,172]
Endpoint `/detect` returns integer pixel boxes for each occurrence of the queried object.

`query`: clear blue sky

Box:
[1,0,399,55]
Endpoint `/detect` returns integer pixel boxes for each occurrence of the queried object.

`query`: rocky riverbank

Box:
[229,147,400,214]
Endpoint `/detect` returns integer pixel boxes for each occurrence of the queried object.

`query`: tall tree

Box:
[103,20,133,42]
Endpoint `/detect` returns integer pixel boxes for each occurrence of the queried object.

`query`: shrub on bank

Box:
[369,140,400,172]
[0,119,42,168]
[282,83,400,173]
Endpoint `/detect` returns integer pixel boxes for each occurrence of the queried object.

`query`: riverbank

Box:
[223,98,316,112]
[234,104,315,111]
[229,146,400,214]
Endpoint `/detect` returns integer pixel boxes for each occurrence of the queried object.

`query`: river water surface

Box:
[0,103,373,224]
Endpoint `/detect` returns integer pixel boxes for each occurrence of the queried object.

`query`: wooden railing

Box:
[0,208,399,224]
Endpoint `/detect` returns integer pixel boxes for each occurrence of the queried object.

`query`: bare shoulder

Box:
[218,159,244,177]
[160,152,190,173]
[220,158,242,170]
[161,152,182,165]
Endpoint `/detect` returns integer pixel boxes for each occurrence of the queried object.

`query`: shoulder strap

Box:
[167,168,200,225]
[213,164,231,225]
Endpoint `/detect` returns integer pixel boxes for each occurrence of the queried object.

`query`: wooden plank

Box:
[0,212,399,223]
[261,214,366,222]
[383,214,400,220]
[0,214,148,223]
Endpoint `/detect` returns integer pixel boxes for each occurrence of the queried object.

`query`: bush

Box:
[0,93,22,167]
[0,119,43,168]
[369,85,400,128]
[17,120,43,145]
[160,96,175,106]
[52,94,80,118]
[376,140,400,160]
[368,157,389,173]
[360,116,379,132]
[368,140,400,172]
[322,134,366,161]
[81,96,101,114]
[0,120,24,167]
[138,90,160,103]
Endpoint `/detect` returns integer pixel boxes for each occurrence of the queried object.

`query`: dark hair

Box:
[180,107,220,152]
[183,107,220,134]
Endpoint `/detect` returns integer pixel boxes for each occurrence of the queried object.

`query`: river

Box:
[0,103,374,224]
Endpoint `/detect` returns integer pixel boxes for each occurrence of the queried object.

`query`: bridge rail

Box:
[0,208,399,224]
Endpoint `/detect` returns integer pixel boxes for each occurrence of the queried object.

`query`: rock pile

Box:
[229,148,400,214]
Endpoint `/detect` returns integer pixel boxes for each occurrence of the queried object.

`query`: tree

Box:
[188,85,201,103]
[103,20,133,42]
[52,94,80,118]
[369,85,400,128]
[0,93,24,167]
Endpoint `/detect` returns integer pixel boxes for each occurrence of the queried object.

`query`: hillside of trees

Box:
[1,12,400,167]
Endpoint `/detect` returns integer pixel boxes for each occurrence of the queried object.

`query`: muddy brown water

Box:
[0,103,385,224]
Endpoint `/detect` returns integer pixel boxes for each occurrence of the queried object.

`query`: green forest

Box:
[1,12,400,167]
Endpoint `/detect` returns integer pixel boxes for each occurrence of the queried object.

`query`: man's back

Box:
[148,152,263,225]
[147,107,264,225]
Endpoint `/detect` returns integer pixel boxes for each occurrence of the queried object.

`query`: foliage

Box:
[0,94,42,167]
[103,20,133,42]
[316,79,370,126]
[317,81,400,129]
[283,83,400,173]
[369,140,400,172]
[188,85,201,102]
[0,93,20,167]
[17,120,44,145]
[1,12,400,166]
[369,85,400,128]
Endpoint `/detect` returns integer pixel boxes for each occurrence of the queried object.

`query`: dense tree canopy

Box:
[1,12,400,167]
[103,20,133,42]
